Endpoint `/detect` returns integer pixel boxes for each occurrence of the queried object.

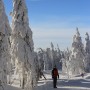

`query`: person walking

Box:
[52,66,59,88]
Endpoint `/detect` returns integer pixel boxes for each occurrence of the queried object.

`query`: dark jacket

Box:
[52,68,59,78]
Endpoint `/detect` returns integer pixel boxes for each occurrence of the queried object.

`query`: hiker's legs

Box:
[53,77,57,88]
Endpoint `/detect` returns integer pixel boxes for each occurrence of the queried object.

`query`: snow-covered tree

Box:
[0,0,11,84]
[50,43,62,69]
[37,48,44,70]
[69,28,85,75]
[85,32,90,72]
[62,48,71,74]
[33,52,40,81]
[51,42,56,67]
[11,0,36,89]
[46,48,53,70]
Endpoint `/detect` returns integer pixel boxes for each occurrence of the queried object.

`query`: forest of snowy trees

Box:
[62,28,90,76]
[0,0,90,90]
[35,28,90,76]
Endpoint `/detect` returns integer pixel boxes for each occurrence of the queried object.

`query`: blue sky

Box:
[4,0,90,50]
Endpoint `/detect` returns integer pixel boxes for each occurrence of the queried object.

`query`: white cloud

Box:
[30,15,90,50]
[32,27,74,39]
[32,26,90,50]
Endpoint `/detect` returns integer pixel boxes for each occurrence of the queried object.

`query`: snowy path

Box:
[34,72,90,90]
[34,79,90,90]
[6,71,90,90]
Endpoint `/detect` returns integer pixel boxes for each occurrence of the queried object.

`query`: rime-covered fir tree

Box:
[0,0,11,84]
[62,48,71,74]
[51,42,55,67]
[11,0,36,89]
[46,48,53,70]
[85,32,90,72]
[69,28,85,75]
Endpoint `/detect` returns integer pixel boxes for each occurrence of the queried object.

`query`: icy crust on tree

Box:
[72,29,84,54]
[69,28,85,75]
[62,29,86,76]
[62,48,71,74]
[11,0,36,89]
[85,32,90,54]
[85,33,90,72]
[0,0,11,84]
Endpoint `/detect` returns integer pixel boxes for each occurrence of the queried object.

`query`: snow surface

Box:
[6,71,90,90]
